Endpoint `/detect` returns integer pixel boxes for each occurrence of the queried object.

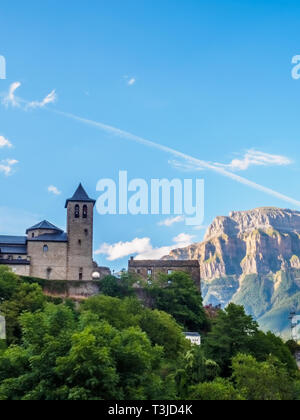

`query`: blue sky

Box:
[1,0,300,271]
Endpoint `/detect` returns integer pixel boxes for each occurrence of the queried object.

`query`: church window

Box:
[75,205,80,218]
[78,239,82,246]
[84,229,88,236]
[43,245,48,253]
[83,205,88,219]
[79,267,83,281]
[32,233,35,238]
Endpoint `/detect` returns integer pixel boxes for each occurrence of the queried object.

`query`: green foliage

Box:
[1,281,46,345]
[147,271,209,332]
[231,354,295,400]
[204,303,259,375]
[249,331,298,373]
[139,308,188,359]
[100,274,135,298]
[0,266,20,302]
[189,378,244,401]
[0,268,299,400]
[286,340,300,355]
[80,295,142,330]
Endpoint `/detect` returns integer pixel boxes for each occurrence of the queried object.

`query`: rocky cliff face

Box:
[164,208,300,337]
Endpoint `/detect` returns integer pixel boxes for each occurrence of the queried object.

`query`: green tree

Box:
[204,304,259,375]
[0,282,46,344]
[249,331,298,373]
[139,308,188,359]
[188,378,244,401]
[100,274,135,298]
[80,295,142,330]
[231,354,295,401]
[147,271,209,332]
[0,266,20,302]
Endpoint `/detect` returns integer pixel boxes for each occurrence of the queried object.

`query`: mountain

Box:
[163,208,300,338]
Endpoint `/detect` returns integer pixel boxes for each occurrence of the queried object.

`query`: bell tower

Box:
[65,183,96,280]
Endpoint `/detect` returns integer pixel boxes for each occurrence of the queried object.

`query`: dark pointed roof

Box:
[26,220,63,234]
[65,183,96,208]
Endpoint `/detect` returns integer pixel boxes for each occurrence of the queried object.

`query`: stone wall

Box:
[42,280,101,299]
[28,241,68,280]
[128,258,201,290]
[7,263,30,276]
[66,201,95,281]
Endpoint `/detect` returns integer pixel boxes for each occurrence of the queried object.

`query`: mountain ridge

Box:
[163,207,300,337]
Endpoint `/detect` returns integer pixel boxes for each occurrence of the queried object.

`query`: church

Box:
[0,184,110,281]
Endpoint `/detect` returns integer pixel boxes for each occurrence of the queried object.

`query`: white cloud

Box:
[2,82,21,107]
[215,150,292,172]
[128,78,136,86]
[0,159,18,176]
[95,233,195,261]
[1,82,57,110]
[158,215,185,227]
[123,75,136,86]
[27,89,57,109]
[48,185,62,195]
[0,136,12,148]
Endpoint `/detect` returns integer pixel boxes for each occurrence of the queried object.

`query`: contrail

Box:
[1,79,299,209]
[51,109,300,208]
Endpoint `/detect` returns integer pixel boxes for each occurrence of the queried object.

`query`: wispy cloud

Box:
[0,159,18,176]
[51,110,300,208]
[0,136,12,148]
[215,150,292,172]
[27,89,57,109]
[95,233,195,261]
[158,215,185,227]
[1,82,57,110]
[48,185,61,195]
[2,82,21,107]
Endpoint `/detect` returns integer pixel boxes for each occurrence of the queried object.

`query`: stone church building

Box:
[0,184,110,281]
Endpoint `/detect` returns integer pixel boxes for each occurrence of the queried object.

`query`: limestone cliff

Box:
[163,207,300,337]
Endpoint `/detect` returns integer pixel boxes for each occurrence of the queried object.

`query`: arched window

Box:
[75,204,80,218]
[83,205,88,219]
[43,245,48,253]
[32,233,35,238]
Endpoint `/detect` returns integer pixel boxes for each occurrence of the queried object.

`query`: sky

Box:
[1,0,300,271]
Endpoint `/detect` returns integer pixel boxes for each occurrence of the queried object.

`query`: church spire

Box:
[65,183,96,208]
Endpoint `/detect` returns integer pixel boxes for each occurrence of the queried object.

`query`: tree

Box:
[0,282,46,344]
[231,354,295,401]
[0,266,20,302]
[204,304,259,375]
[80,295,142,330]
[100,274,135,299]
[147,271,209,332]
[188,378,244,401]
[249,331,298,374]
[175,344,220,398]
[139,308,188,359]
